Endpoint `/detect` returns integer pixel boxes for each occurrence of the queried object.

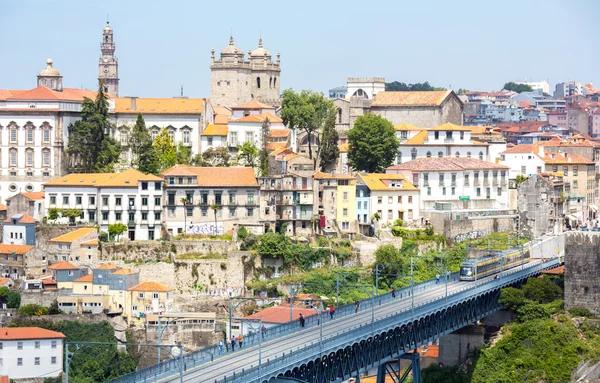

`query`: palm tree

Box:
[210,203,220,235]
[181,198,190,235]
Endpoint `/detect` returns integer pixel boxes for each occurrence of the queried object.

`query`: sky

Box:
[1,0,598,98]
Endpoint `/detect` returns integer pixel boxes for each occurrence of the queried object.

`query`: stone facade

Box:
[425,210,515,244]
[565,232,600,314]
[210,37,281,107]
[517,174,563,237]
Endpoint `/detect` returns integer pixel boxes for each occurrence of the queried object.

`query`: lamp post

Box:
[228,297,281,342]
[234,318,263,380]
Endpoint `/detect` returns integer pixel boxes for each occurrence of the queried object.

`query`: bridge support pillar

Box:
[375,350,421,383]
[439,324,485,367]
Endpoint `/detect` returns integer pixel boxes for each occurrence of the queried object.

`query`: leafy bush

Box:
[237,225,249,241]
[98,231,109,242]
[18,304,49,316]
[393,219,404,227]
[516,303,551,322]
[108,223,127,239]
[48,300,62,315]
[0,287,20,308]
[522,276,563,303]
[423,363,471,383]
[240,233,259,251]
[499,287,527,312]
[220,262,227,270]
[569,306,594,318]
[316,236,329,247]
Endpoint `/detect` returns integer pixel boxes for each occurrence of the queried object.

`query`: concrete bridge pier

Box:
[438,324,485,367]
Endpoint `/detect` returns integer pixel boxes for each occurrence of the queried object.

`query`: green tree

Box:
[210,204,220,235]
[280,89,336,166]
[47,207,61,221]
[62,208,83,224]
[347,114,399,172]
[18,304,49,316]
[522,276,563,304]
[128,113,159,174]
[457,88,470,94]
[259,117,271,176]
[385,81,446,91]
[503,82,534,93]
[202,147,230,167]
[515,174,528,184]
[66,83,121,172]
[0,287,20,308]
[153,127,178,171]
[256,232,291,260]
[318,112,339,171]
[176,142,192,165]
[48,300,62,315]
[236,141,259,169]
[108,223,127,240]
[499,287,528,312]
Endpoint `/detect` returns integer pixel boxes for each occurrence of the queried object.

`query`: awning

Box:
[567,215,578,221]
[590,205,598,212]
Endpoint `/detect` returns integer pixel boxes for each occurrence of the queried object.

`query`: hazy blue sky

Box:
[1,0,598,98]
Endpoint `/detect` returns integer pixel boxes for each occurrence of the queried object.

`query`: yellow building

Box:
[126,281,174,324]
[336,174,357,236]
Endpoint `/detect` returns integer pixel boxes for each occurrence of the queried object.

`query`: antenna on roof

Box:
[181,85,183,97]
[107,13,109,23]
[260,30,262,39]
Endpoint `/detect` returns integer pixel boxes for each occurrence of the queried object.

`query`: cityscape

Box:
[0,2,599,383]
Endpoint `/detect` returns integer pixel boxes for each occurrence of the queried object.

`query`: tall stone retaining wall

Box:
[101,239,231,263]
[20,290,59,307]
[565,232,600,314]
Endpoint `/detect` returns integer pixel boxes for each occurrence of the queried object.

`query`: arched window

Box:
[42,148,51,166]
[25,148,34,167]
[467,151,471,158]
[455,151,460,158]
[105,36,109,42]
[352,89,369,99]
[269,77,272,88]
[273,78,277,87]
[479,151,484,160]
[426,151,432,158]
[338,109,342,124]
[300,135,320,146]
[257,77,261,89]
[397,152,402,164]
[411,148,417,160]
[438,151,443,158]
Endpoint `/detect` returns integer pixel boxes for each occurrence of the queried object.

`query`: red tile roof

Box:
[160,165,258,187]
[21,192,45,200]
[73,274,93,282]
[47,261,78,270]
[388,157,508,172]
[231,100,274,109]
[542,265,564,275]
[502,144,535,153]
[0,204,6,212]
[128,281,172,292]
[372,91,452,107]
[4,213,37,224]
[0,327,65,340]
[0,244,34,255]
[6,86,97,102]
[245,306,318,324]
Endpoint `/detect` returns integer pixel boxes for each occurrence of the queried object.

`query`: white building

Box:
[554,81,584,98]
[43,169,164,240]
[387,157,510,210]
[356,173,420,226]
[200,123,229,151]
[225,100,284,154]
[0,327,65,379]
[396,123,506,164]
[345,77,385,100]
[515,80,550,95]
[499,144,546,179]
[484,102,524,123]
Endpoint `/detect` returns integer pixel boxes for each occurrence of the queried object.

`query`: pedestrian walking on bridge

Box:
[436,273,440,284]
[231,336,236,352]
[355,300,360,313]
[238,334,243,349]
[329,305,335,319]
[299,313,305,327]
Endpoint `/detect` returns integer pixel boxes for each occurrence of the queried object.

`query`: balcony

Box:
[492,179,499,186]
[473,179,481,186]
[483,179,490,186]
[501,179,507,186]
[451,181,457,186]
[128,220,136,226]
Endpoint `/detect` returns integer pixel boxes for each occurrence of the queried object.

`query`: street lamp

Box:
[234,318,263,380]
[228,296,281,342]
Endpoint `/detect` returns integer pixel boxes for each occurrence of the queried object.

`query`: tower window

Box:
[106,36,109,42]
[338,109,342,124]
[257,77,261,89]
[269,77,272,88]
[104,87,108,93]
[274,78,276,87]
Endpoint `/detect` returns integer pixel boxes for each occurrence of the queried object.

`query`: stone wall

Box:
[517,175,555,237]
[438,325,485,367]
[565,232,600,314]
[425,212,515,244]
[101,239,231,263]
[20,290,58,307]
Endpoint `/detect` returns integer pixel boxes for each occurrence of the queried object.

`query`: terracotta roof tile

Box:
[313,171,335,179]
[233,112,282,123]
[0,244,34,255]
[6,86,97,102]
[4,213,37,224]
[0,327,65,340]
[388,157,508,172]
[213,106,231,116]
[540,151,593,165]
[203,123,228,136]
[372,90,451,107]
[47,261,78,270]
[395,123,425,131]
[501,144,535,154]
[429,123,471,131]
[266,142,287,151]
[96,262,118,269]
[73,274,93,282]
[358,173,418,191]
[114,97,205,114]
[160,165,258,187]
[0,204,6,212]
[403,131,428,145]
[128,281,172,292]
[18,192,45,200]
[245,306,317,323]
[0,278,11,286]
[81,239,98,246]
[214,114,229,124]
[49,228,96,243]
[44,169,162,187]
[231,100,274,109]
[111,268,137,275]
[269,128,290,138]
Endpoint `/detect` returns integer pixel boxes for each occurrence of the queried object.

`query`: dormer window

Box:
[460,131,465,140]
[434,131,439,140]
[446,131,453,140]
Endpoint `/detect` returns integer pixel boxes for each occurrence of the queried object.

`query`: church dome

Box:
[39,59,61,77]
[221,36,242,56]
[250,39,271,58]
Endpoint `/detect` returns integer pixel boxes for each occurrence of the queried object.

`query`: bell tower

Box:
[98,21,119,96]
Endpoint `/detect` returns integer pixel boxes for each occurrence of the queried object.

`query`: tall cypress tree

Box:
[129,113,159,174]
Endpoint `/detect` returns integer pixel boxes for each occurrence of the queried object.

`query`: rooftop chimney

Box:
[130,97,137,111]
[537,145,544,157]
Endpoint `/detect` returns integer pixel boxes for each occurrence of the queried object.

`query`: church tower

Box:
[98,21,119,96]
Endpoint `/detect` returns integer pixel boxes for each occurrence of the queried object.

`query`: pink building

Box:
[592,107,600,137]
[547,110,568,129]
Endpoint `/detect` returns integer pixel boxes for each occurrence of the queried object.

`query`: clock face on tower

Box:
[103,58,108,63]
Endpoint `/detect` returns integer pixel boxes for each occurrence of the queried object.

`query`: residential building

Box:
[47,228,98,266]
[127,281,173,324]
[387,157,510,211]
[200,123,228,151]
[396,123,502,164]
[313,172,358,237]
[46,261,88,290]
[267,128,290,152]
[547,110,568,129]
[356,183,372,235]
[209,37,281,107]
[0,327,65,380]
[2,213,36,245]
[4,192,44,220]
[515,80,550,95]
[554,81,584,98]
[43,169,164,241]
[267,148,314,177]
[227,112,283,157]
[336,174,358,236]
[0,244,34,280]
[500,144,546,179]
[161,165,261,235]
[345,77,385,100]
[567,108,592,136]
[356,173,420,226]
[111,97,213,164]
[329,86,347,99]
[592,107,600,137]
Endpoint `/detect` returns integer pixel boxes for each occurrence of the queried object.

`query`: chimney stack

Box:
[130,97,137,111]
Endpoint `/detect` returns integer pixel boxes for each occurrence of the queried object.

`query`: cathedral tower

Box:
[98,21,119,96]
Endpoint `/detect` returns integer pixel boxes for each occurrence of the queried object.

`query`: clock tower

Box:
[98,21,119,96]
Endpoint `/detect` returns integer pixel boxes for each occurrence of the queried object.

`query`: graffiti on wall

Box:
[453,230,484,243]
[186,222,224,235]
[200,286,245,297]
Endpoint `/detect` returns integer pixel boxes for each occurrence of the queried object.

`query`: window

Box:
[201,208,207,217]
[343,208,348,217]
[446,131,453,140]
[378,196,382,204]
[434,131,439,140]
[537,166,542,174]
[398,196,402,203]
[142,197,148,206]
[168,129,175,141]
[35,357,40,365]
[17,357,23,366]
[115,212,122,221]
[388,210,393,220]
[388,196,393,204]
[442,187,446,195]
[397,152,402,164]
[460,131,465,140]
[154,211,161,221]
[10,149,17,166]
[245,131,254,144]
[51,356,57,364]
[183,130,190,144]
[343,191,349,201]
[408,196,412,203]
[42,149,51,166]
[26,149,34,166]
[208,137,213,146]
[63,196,69,205]
[121,131,128,145]
[479,151,484,160]
[103,197,109,206]
[427,187,431,195]
[452,187,455,195]
[88,196,95,205]
[247,207,254,216]
[18,341,23,350]
[102,212,109,221]
[408,209,413,219]
[438,151,443,158]
[497,187,502,196]
[76,196,82,205]
[229,192,237,205]
[187,208,193,217]
[426,151,431,158]
[476,188,481,197]
[256,77,261,88]
[43,128,51,143]
[155,182,162,190]
[464,173,470,185]
[229,131,238,146]
[138,292,144,299]
[89,211,95,223]
[467,151,471,158]
[35,340,40,348]
[10,128,17,144]
[229,208,236,217]
[439,174,444,185]
[149,230,155,240]
[247,193,255,204]
[411,148,417,160]
[142,212,148,220]
[573,166,578,176]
